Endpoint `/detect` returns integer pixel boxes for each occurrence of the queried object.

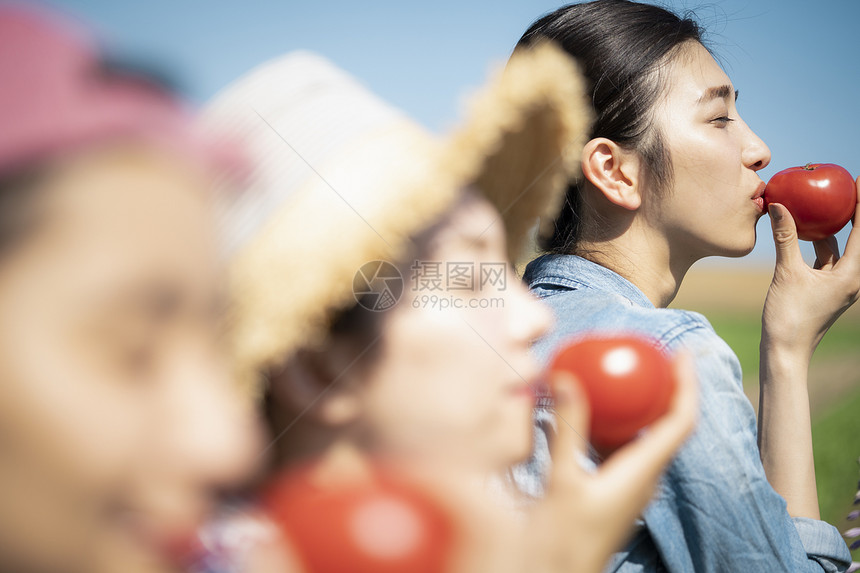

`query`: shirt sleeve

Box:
[646,320,852,573]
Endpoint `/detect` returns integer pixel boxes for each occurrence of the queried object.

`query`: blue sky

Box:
[48,0,860,266]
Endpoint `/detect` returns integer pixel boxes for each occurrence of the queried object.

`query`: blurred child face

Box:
[0,145,260,573]
[354,192,553,473]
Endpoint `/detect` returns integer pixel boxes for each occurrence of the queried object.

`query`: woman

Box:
[511,1,857,571]
[202,46,697,573]
[0,6,260,573]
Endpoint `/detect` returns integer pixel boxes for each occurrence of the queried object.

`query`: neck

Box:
[578,227,699,308]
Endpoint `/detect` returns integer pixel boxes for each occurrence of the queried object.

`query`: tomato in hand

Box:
[549,333,676,455]
[763,163,856,241]
[262,462,456,573]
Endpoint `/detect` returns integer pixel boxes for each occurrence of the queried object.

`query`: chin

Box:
[709,230,757,258]
[736,235,758,257]
[725,243,756,258]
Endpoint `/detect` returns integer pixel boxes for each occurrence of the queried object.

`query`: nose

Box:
[507,273,553,344]
[742,122,771,172]
[148,343,263,521]
[169,351,262,491]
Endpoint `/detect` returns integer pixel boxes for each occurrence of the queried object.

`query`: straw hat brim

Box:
[203,43,591,395]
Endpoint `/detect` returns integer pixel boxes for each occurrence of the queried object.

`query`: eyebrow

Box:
[697,85,739,104]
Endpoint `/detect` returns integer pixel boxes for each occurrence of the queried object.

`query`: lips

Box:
[507,367,542,400]
[108,500,208,569]
[509,382,537,399]
[752,181,766,213]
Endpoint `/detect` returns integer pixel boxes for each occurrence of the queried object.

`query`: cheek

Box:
[0,325,148,571]
[391,303,514,391]
[660,136,751,236]
[669,126,745,193]
[0,329,146,485]
[0,290,148,510]
[368,306,488,419]
[359,304,531,465]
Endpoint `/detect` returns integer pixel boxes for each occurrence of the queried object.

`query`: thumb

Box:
[768,203,802,271]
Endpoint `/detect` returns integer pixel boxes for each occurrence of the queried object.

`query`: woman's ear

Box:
[580,137,643,210]
[269,347,362,428]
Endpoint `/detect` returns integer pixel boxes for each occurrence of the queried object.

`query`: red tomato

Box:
[763,163,856,241]
[549,333,675,454]
[262,462,456,573]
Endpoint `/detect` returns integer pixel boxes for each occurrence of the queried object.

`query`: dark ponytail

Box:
[516,0,703,254]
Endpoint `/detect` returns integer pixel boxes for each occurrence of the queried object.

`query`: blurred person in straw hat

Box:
[0,4,263,573]
[200,44,698,573]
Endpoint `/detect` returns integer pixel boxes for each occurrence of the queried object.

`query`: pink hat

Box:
[0,3,237,176]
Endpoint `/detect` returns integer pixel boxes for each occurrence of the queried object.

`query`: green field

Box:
[707,313,860,382]
[811,387,860,545]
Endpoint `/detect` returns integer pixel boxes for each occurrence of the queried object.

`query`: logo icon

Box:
[353,260,403,311]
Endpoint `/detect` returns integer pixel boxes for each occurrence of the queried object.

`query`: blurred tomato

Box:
[764,163,855,241]
[262,461,456,573]
[550,334,676,455]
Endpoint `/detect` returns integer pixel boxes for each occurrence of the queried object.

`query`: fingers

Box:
[768,203,803,273]
[596,352,698,505]
[839,177,860,274]
[548,370,590,483]
[812,235,839,270]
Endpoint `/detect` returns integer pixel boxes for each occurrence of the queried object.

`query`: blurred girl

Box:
[202,46,697,572]
[0,7,260,573]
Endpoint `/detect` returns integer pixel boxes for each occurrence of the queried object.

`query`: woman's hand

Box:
[762,176,860,360]
[528,353,698,573]
[757,176,860,518]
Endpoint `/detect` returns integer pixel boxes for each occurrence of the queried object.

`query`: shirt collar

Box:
[522,254,655,309]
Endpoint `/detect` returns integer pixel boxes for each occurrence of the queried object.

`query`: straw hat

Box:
[201,43,591,393]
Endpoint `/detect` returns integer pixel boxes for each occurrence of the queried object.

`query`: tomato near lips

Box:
[763,163,856,241]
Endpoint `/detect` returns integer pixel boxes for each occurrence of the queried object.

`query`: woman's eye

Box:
[711,116,735,127]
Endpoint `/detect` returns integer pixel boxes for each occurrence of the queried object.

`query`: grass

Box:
[704,313,762,383]
[704,312,860,386]
[812,385,860,536]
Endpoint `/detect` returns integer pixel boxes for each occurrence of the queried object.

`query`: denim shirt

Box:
[512,254,851,573]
